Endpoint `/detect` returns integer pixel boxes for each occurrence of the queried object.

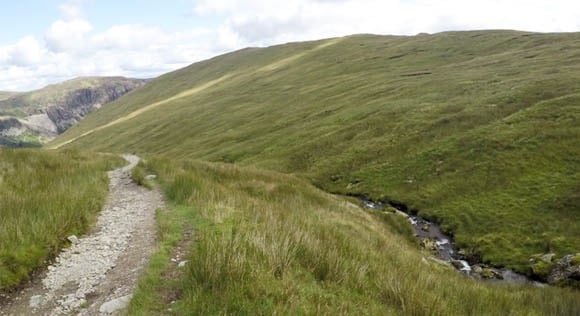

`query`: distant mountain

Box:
[0,77,147,147]
[0,91,21,101]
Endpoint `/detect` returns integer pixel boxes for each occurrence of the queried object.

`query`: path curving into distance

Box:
[0,155,164,316]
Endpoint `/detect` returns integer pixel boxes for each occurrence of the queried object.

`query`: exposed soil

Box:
[0,155,164,316]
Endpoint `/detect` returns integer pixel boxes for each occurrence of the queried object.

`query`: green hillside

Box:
[53,30,580,277]
[127,157,579,315]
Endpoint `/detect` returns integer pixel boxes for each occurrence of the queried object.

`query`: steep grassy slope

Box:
[53,30,580,274]
[128,157,580,315]
[0,149,121,290]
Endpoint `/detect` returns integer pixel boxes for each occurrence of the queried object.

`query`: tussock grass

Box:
[131,160,153,189]
[0,149,121,290]
[54,31,580,273]
[130,157,580,315]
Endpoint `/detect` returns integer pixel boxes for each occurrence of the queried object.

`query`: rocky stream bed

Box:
[359,198,546,286]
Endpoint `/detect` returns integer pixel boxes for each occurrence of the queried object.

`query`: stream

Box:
[360,198,544,286]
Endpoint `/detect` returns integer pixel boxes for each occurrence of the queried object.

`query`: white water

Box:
[360,197,542,285]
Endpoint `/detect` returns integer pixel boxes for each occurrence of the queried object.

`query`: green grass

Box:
[128,204,198,314]
[0,149,121,290]
[53,30,580,275]
[131,160,154,189]
[129,156,580,315]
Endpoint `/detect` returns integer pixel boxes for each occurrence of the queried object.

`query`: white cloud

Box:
[0,23,217,90]
[8,36,47,67]
[92,24,167,50]
[2,0,580,91]
[45,19,93,52]
[194,0,580,46]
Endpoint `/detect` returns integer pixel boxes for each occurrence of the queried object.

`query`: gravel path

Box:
[1,155,164,316]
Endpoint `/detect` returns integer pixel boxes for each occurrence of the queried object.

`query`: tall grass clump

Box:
[131,160,154,189]
[129,156,580,315]
[0,149,121,290]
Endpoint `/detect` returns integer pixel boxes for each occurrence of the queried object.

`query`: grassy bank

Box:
[129,157,580,315]
[0,149,121,290]
[53,31,580,273]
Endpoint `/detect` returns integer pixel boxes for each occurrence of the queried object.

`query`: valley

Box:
[53,30,580,279]
[0,30,579,315]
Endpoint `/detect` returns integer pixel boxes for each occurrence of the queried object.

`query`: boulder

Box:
[540,253,556,263]
[451,260,464,270]
[456,248,482,263]
[481,268,503,279]
[67,235,79,244]
[547,254,580,288]
[420,238,438,251]
[99,295,132,314]
[29,295,43,308]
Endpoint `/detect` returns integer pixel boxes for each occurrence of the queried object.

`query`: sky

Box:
[1,0,580,91]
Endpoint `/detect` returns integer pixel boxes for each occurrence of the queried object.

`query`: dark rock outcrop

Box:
[0,77,147,147]
[547,254,580,288]
[46,80,146,133]
[0,117,22,132]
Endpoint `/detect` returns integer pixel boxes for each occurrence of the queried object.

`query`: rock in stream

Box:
[360,197,543,286]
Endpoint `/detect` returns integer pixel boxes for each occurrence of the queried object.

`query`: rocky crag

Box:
[0,77,147,147]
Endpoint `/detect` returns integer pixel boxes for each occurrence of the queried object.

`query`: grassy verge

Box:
[130,156,580,315]
[0,149,122,291]
[128,206,195,313]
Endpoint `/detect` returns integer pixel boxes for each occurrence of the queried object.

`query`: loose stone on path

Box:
[1,154,164,316]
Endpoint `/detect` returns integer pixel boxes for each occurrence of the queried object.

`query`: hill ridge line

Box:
[49,38,343,149]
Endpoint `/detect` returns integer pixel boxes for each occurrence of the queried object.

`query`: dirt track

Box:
[0,155,163,316]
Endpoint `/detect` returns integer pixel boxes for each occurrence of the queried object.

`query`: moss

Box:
[571,254,580,265]
[531,261,556,279]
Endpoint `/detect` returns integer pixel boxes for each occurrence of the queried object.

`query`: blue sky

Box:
[0,1,215,45]
[1,0,580,91]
